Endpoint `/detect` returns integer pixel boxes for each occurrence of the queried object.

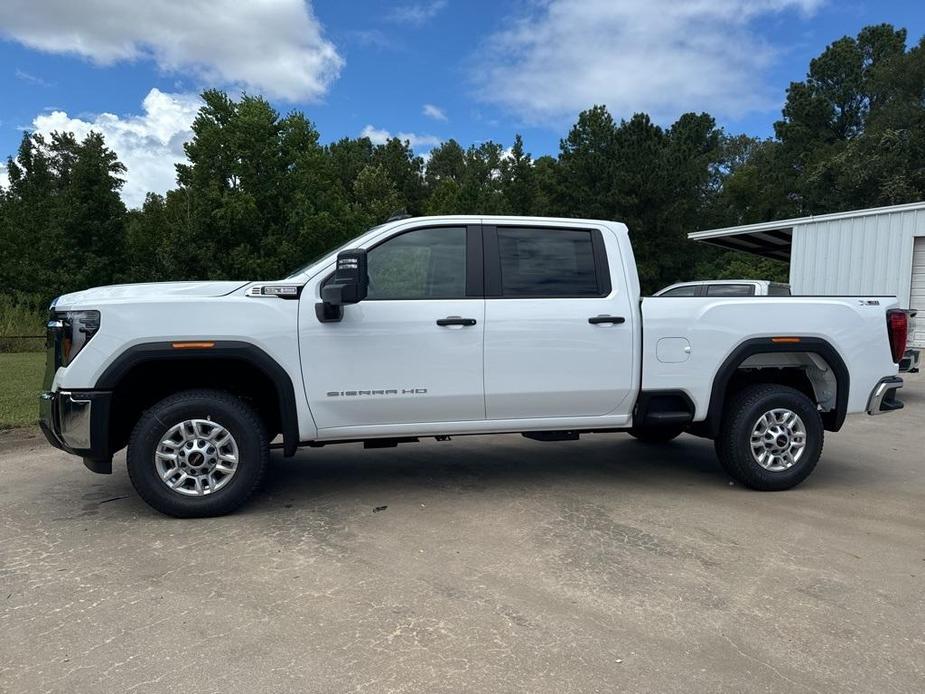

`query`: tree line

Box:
[1,24,923,310]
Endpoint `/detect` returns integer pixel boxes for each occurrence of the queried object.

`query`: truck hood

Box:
[54,280,249,307]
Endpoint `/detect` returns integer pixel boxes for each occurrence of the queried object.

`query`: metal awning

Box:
[687,201,925,262]
[692,227,793,260]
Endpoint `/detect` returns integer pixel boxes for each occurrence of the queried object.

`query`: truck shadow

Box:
[254,433,869,508]
[897,385,925,406]
[52,436,731,521]
[255,435,877,507]
[64,432,886,519]
[267,435,720,491]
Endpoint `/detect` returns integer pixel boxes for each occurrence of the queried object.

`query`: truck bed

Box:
[640,295,900,420]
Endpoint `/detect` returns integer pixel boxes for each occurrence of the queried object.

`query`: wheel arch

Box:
[96,341,299,457]
[699,337,850,438]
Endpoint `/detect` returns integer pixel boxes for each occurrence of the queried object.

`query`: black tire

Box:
[628,425,684,444]
[127,389,269,517]
[713,437,740,479]
[715,384,823,491]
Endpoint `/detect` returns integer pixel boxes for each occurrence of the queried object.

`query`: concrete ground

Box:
[1,377,923,694]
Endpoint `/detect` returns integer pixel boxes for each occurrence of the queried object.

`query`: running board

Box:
[522,430,581,442]
[644,411,693,425]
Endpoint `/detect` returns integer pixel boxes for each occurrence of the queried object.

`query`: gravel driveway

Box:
[2,375,923,693]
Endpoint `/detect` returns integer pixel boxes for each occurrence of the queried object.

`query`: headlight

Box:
[55,310,101,367]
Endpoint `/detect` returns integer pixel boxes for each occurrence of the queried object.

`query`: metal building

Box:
[687,201,925,348]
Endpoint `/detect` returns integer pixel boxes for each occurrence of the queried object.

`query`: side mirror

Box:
[316,249,368,322]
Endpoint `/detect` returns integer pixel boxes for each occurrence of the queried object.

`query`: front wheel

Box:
[127,389,269,517]
[715,384,823,491]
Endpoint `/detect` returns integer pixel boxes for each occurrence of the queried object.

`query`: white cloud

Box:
[0,0,343,101]
[0,162,8,190]
[422,104,448,121]
[473,0,825,124]
[347,29,395,50]
[387,1,448,26]
[360,124,442,150]
[29,89,201,208]
[15,68,53,87]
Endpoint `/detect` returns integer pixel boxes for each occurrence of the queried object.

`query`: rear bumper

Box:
[866,376,904,416]
[39,390,113,473]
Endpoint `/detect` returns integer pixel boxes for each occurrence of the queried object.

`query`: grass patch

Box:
[0,353,45,428]
[0,295,46,353]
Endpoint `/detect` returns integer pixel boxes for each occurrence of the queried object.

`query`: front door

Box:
[300,225,485,433]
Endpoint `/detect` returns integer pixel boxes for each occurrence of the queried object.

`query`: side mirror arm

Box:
[315,301,343,323]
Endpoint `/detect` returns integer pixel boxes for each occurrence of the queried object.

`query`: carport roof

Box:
[687,200,925,261]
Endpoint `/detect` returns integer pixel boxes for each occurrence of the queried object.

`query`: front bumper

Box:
[39,390,113,473]
[866,376,904,416]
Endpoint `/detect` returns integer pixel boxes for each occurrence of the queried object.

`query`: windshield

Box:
[285,224,385,279]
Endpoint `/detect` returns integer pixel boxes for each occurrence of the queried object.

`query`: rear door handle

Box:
[588,315,626,325]
[436,316,477,327]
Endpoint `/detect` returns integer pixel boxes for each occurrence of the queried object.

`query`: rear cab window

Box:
[486,226,611,298]
[706,284,755,297]
[768,283,791,296]
[660,285,699,297]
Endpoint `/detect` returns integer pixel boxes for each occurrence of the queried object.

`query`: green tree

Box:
[530,155,561,216]
[424,139,466,188]
[370,138,426,214]
[352,164,401,226]
[557,105,619,220]
[755,24,924,214]
[500,135,537,215]
[170,90,356,280]
[123,193,170,283]
[555,106,727,291]
[0,130,126,303]
[458,142,508,214]
[5,24,924,304]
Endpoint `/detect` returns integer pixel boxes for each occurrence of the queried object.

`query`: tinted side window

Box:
[366,227,467,300]
[661,285,699,297]
[706,284,755,296]
[768,284,791,296]
[498,228,601,297]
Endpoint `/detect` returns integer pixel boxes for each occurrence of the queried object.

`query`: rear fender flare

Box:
[703,337,849,437]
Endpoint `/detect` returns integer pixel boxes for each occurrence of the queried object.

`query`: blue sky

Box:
[1,0,924,206]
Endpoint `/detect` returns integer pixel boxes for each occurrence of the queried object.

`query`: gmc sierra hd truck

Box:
[40,216,908,517]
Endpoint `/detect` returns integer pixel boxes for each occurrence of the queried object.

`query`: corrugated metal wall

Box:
[789,207,925,304]
[911,238,925,348]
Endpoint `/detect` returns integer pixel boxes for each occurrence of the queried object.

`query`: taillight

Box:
[886,310,908,364]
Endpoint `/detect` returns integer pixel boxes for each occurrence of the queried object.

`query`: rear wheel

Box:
[127,389,269,517]
[628,425,684,444]
[715,384,823,491]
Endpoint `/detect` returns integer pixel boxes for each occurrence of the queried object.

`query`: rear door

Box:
[482,224,636,419]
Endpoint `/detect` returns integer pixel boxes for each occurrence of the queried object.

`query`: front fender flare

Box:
[96,340,300,456]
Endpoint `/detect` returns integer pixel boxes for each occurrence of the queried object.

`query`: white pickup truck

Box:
[40,215,908,517]
[654,279,791,297]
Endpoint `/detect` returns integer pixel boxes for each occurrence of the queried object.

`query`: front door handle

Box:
[588,315,626,325]
[436,316,477,327]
